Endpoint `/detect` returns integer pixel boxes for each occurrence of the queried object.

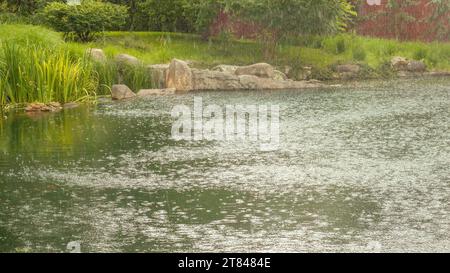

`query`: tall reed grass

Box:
[0,25,155,107]
[0,42,97,105]
[92,61,154,95]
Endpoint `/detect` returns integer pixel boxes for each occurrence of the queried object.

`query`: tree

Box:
[104,0,139,30]
[385,0,420,40]
[363,0,420,40]
[183,0,226,37]
[428,0,450,40]
[42,0,128,42]
[2,0,61,14]
[227,0,356,58]
[138,0,193,32]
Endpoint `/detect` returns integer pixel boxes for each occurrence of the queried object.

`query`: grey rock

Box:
[115,54,140,66]
[192,69,242,91]
[336,64,361,74]
[282,66,292,76]
[111,84,136,100]
[86,48,106,62]
[25,102,62,112]
[235,63,275,78]
[166,59,193,92]
[407,60,426,72]
[295,66,312,81]
[212,65,240,74]
[162,61,323,92]
[391,56,409,71]
[273,70,288,81]
[147,64,169,88]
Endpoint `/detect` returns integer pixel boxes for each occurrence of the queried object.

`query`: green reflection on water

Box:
[1,78,449,253]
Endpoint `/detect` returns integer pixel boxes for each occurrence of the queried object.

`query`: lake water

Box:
[0,78,449,253]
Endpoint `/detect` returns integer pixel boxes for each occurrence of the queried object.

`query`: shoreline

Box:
[1,72,450,115]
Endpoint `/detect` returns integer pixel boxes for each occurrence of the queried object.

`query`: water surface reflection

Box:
[0,78,449,252]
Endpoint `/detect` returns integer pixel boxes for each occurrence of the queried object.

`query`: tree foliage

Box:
[4,0,356,41]
[428,0,450,40]
[1,0,60,14]
[228,0,355,38]
[136,0,193,32]
[42,0,128,42]
[226,0,356,57]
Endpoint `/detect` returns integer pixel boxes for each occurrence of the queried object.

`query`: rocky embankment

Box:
[22,49,450,112]
[112,59,323,100]
[333,56,450,80]
[84,48,324,100]
[88,48,450,101]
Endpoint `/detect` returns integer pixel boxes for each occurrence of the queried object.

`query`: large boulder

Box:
[111,84,136,100]
[192,69,243,91]
[336,64,361,79]
[166,59,193,92]
[272,70,288,81]
[25,102,62,112]
[235,63,275,78]
[294,66,312,81]
[212,65,240,74]
[336,64,361,74]
[137,88,176,97]
[407,60,426,72]
[147,64,169,88]
[115,54,140,66]
[391,56,409,71]
[238,75,284,90]
[86,48,106,63]
[391,56,426,74]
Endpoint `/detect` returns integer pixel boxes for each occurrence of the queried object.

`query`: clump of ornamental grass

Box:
[0,42,98,106]
[92,60,154,94]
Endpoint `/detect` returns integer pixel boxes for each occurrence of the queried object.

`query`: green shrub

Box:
[413,47,428,60]
[322,35,348,55]
[380,42,399,57]
[352,46,367,61]
[377,60,396,78]
[138,0,193,33]
[42,0,128,42]
[0,12,33,24]
[336,38,346,54]
[93,61,154,94]
[0,74,5,107]
[1,0,58,15]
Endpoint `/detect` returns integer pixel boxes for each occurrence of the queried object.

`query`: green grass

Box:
[84,31,450,79]
[0,24,154,107]
[0,25,98,106]
[2,24,450,107]
[318,34,450,71]
[82,32,264,67]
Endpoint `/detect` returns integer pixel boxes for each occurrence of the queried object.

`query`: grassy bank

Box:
[84,31,450,79]
[2,24,450,107]
[0,25,154,108]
